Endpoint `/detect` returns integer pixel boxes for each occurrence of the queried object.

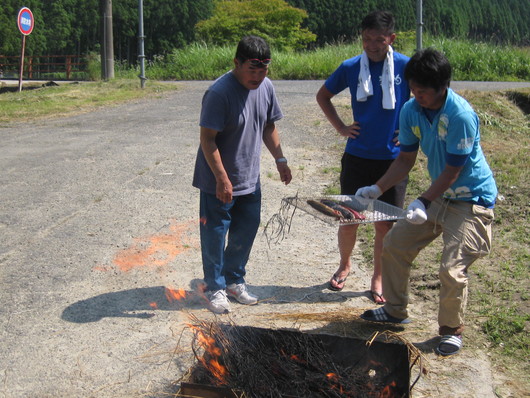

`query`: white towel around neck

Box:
[356,46,396,110]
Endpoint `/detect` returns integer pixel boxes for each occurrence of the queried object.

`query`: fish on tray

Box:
[306,199,340,219]
[306,199,366,221]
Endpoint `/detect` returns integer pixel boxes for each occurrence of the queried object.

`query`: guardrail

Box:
[0,55,87,80]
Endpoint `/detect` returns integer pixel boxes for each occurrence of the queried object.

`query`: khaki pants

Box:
[382,198,493,335]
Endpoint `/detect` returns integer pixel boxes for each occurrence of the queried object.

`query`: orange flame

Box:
[379,380,396,398]
[165,287,186,302]
[187,324,229,385]
[201,358,228,382]
[326,373,344,394]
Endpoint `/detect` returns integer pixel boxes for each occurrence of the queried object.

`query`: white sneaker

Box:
[226,283,258,305]
[206,289,231,314]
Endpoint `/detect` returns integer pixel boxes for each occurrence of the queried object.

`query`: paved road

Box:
[1,80,528,397]
[3,78,530,89]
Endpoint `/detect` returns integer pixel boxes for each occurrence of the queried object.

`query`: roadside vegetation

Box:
[0,80,176,124]
[2,0,528,66]
[0,41,528,394]
[114,34,530,82]
[1,35,528,124]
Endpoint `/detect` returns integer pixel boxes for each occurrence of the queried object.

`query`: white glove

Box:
[406,199,428,224]
[355,184,382,200]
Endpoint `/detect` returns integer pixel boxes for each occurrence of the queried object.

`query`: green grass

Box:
[0,79,178,123]
[125,34,529,82]
[429,38,530,81]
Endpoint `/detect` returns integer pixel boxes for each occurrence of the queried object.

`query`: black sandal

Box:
[369,290,386,305]
[360,307,411,324]
[437,335,463,356]
[328,273,349,291]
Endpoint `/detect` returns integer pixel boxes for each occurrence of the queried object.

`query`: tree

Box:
[195,0,316,51]
[0,0,48,56]
[0,1,20,55]
[1,0,529,62]
[287,0,530,45]
[111,0,213,63]
[287,0,415,45]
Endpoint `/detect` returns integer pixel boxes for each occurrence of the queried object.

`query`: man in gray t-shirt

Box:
[192,35,292,314]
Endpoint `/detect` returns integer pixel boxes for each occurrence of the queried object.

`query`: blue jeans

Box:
[199,190,261,292]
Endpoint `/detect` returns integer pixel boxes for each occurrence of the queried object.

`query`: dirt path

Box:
[1,80,525,397]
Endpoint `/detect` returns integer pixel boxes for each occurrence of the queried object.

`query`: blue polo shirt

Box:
[399,88,498,207]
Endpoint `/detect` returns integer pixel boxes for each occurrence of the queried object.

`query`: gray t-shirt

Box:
[192,71,283,196]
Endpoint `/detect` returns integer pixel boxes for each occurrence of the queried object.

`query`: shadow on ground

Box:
[61,280,380,323]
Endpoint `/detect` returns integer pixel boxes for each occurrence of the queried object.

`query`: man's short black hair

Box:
[361,10,395,34]
[235,35,271,63]
[405,48,452,91]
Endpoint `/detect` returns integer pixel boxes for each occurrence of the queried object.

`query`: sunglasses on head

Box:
[247,58,271,67]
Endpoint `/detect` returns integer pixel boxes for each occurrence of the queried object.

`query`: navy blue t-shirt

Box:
[193,71,283,195]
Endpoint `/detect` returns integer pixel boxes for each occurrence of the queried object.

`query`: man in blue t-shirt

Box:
[357,48,497,357]
[316,11,410,304]
[192,35,292,314]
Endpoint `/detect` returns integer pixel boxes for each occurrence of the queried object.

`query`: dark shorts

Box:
[340,152,408,208]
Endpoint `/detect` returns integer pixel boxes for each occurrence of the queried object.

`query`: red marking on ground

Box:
[112,220,198,272]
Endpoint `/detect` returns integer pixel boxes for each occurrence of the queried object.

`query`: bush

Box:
[86,52,101,81]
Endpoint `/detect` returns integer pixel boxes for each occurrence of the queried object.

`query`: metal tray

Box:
[283,195,405,225]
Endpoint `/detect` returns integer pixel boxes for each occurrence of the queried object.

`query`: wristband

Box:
[417,196,431,209]
[275,157,288,163]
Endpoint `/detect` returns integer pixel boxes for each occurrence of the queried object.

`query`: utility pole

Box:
[416,0,423,51]
[138,0,146,88]
[101,0,114,80]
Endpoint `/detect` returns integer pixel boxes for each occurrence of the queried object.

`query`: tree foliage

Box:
[195,0,316,51]
[287,0,530,45]
[0,0,528,63]
[0,0,212,63]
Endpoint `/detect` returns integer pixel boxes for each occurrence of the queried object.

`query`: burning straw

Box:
[183,316,420,397]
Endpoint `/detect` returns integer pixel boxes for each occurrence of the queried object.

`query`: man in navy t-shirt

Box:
[193,35,292,314]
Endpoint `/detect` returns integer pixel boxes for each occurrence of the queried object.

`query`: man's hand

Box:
[393,129,400,146]
[216,177,233,204]
[355,184,382,200]
[338,122,361,140]
[276,163,292,185]
[406,199,428,224]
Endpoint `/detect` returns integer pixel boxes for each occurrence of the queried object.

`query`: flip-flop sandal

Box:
[436,335,463,356]
[328,272,348,291]
[360,307,411,324]
[369,290,386,305]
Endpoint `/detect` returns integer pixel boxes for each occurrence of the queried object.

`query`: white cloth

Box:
[356,46,396,110]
